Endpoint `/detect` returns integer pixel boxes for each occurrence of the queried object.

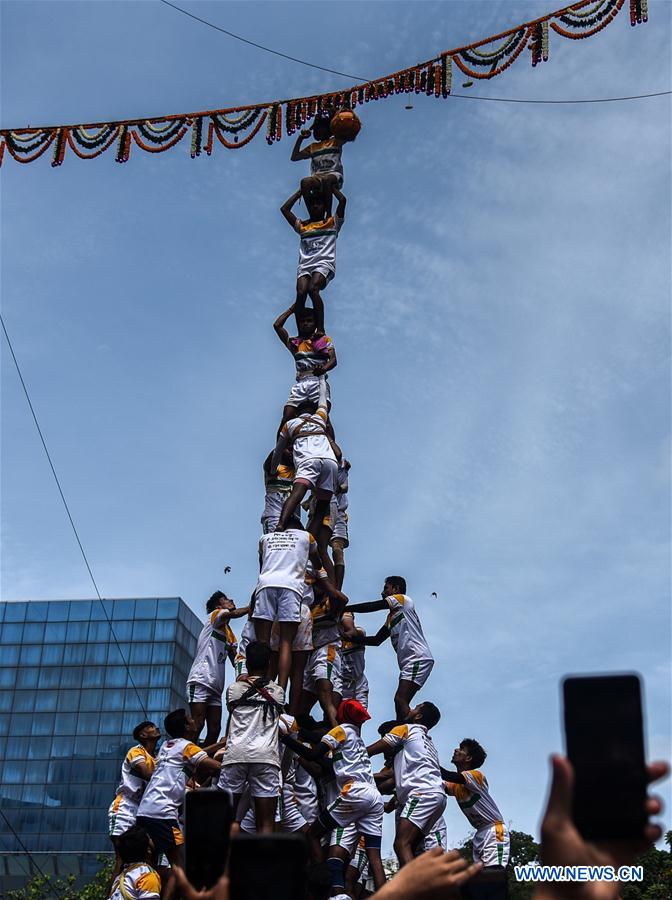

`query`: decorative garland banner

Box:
[0,0,647,168]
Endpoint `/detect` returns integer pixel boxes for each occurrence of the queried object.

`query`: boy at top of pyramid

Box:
[273,303,337,433]
[280,178,346,337]
[291,111,348,212]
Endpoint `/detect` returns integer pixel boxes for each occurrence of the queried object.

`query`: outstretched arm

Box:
[270,427,290,474]
[441,768,466,785]
[290,129,312,162]
[281,189,302,227]
[273,305,296,350]
[349,624,390,647]
[281,733,330,763]
[346,599,389,614]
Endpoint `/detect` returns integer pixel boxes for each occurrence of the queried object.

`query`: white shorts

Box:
[218,763,280,799]
[399,791,447,835]
[330,822,359,854]
[108,795,139,836]
[254,586,302,623]
[270,601,313,652]
[261,492,291,534]
[278,784,308,832]
[399,657,434,688]
[303,643,342,694]
[331,514,349,545]
[297,263,335,284]
[473,822,510,867]
[421,816,448,852]
[286,376,331,409]
[341,673,369,708]
[295,457,338,495]
[186,681,222,707]
[328,784,383,837]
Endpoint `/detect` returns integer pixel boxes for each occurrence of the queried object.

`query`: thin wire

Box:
[157,0,369,83]
[0,809,59,898]
[448,89,671,103]
[0,313,148,718]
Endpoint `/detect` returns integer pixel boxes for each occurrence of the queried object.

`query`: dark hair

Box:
[418,702,441,729]
[385,575,407,594]
[164,708,188,738]
[312,114,332,141]
[286,516,304,531]
[306,862,333,900]
[207,591,228,613]
[117,824,151,864]
[461,738,487,769]
[297,307,315,321]
[378,719,398,737]
[246,640,271,673]
[132,720,156,742]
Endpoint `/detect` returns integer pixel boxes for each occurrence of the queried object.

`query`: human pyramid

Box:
[107,108,509,900]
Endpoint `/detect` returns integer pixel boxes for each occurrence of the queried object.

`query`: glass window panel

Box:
[89,599,114,620]
[74,759,94,782]
[157,598,178,619]
[28,737,51,759]
[0,623,23,644]
[19,645,41,665]
[152,643,172,664]
[16,668,38,688]
[109,620,132,641]
[135,598,157,618]
[1,761,26,783]
[29,714,52,736]
[77,712,100,734]
[0,668,16,687]
[57,711,77,734]
[147,688,170,710]
[11,713,34,734]
[42,808,66,832]
[84,639,107,664]
[82,664,105,685]
[89,620,111,641]
[99,714,123,735]
[49,759,72,782]
[60,666,83,689]
[129,642,149,664]
[0,692,13,713]
[65,808,89,831]
[132,619,153,641]
[63,643,85,664]
[101,692,122,713]
[123,693,143,712]
[6,736,30,757]
[150,665,172,686]
[34,690,58,713]
[121,712,140,734]
[105,667,127,688]
[56,690,79,712]
[38,667,61,689]
[113,599,135,620]
[74,735,97,755]
[12,692,35,713]
[22,622,45,642]
[0,738,6,757]
[108,642,132,665]
[68,600,91,621]
[47,600,70,622]
[93,759,118,782]
[42,643,65,665]
[66,620,89,641]
[96,735,122,756]
[49,621,68,642]
[51,735,74,757]
[128,666,150,688]
[0,603,4,623]
[24,760,49,784]
[3,603,26,622]
[26,601,48,622]
[155,619,176,640]
[0,645,19,665]
[79,690,102,712]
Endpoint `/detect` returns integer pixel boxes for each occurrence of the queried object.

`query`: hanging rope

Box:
[0,0,648,168]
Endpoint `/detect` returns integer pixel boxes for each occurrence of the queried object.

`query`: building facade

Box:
[0,597,203,891]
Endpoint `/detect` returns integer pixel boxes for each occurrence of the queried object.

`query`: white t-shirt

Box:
[256,529,315,596]
[385,594,433,666]
[445,769,504,830]
[187,610,237,692]
[114,744,156,802]
[136,738,207,820]
[307,138,344,181]
[109,863,161,900]
[294,215,343,276]
[220,678,285,768]
[321,723,376,792]
[283,407,336,466]
[383,723,443,802]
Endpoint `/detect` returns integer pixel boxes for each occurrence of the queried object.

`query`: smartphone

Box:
[229,833,307,900]
[563,673,647,840]
[184,788,233,889]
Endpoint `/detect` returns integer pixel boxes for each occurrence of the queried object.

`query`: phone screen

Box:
[229,833,308,900]
[563,673,646,840]
[184,789,233,889]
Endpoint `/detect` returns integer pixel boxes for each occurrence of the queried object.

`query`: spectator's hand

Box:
[372,848,481,899]
[173,866,229,900]
[534,754,668,899]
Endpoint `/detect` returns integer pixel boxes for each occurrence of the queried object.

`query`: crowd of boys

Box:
[106,110,508,900]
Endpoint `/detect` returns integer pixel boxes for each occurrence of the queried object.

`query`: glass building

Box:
[0,597,202,892]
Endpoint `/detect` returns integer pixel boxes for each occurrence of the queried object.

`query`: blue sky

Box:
[2,0,670,853]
